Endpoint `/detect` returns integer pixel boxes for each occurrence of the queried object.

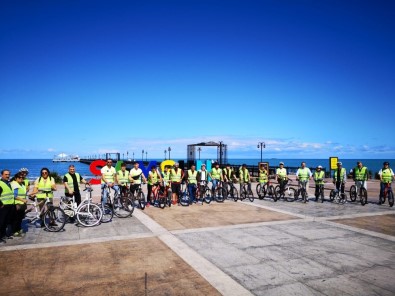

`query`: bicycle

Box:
[102,184,133,218]
[274,179,296,202]
[60,187,103,227]
[150,182,166,209]
[131,183,146,210]
[196,180,212,204]
[256,180,277,202]
[25,190,66,232]
[329,187,346,204]
[349,181,368,206]
[225,180,239,202]
[240,182,254,202]
[212,180,226,202]
[296,180,309,203]
[379,182,394,207]
[314,179,325,203]
[116,184,135,217]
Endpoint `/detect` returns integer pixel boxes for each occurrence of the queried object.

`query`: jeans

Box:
[101,184,120,206]
[188,184,197,203]
[212,179,219,193]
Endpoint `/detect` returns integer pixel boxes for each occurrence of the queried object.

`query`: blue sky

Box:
[1,0,394,160]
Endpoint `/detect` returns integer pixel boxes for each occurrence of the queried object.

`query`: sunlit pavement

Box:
[1,182,394,296]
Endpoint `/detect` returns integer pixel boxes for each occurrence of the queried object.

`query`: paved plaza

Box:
[0,180,394,295]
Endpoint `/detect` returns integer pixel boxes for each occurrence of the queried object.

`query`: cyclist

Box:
[0,169,14,242]
[161,165,172,196]
[11,172,28,237]
[223,164,237,183]
[258,163,269,195]
[197,164,209,203]
[19,168,30,192]
[209,162,223,195]
[129,161,147,197]
[351,161,369,191]
[63,164,89,206]
[378,161,394,201]
[239,164,252,193]
[31,168,57,226]
[185,164,198,204]
[170,162,184,205]
[100,159,120,207]
[117,162,130,192]
[313,165,325,201]
[332,161,346,196]
[276,162,288,194]
[147,165,162,206]
[296,162,312,200]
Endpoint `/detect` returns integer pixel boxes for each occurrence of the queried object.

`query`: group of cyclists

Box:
[0,159,393,243]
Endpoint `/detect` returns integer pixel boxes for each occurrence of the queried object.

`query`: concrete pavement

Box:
[0,181,394,295]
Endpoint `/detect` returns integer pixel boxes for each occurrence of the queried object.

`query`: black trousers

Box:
[66,191,82,206]
[0,204,15,238]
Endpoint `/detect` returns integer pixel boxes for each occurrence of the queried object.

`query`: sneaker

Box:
[13,231,22,237]
[115,208,120,213]
[146,202,150,208]
[128,205,134,211]
[6,235,13,239]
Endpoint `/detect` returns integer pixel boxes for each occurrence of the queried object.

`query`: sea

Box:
[0,159,393,181]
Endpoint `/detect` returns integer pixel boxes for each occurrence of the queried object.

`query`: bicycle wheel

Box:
[77,203,102,227]
[388,190,394,207]
[339,193,346,205]
[215,187,226,202]
[274,185,283,200]
[204,187,212,204]
[158,189,166,209]
[115,197,134,218]
[137,192,146,210]
[320,187,325,203]
[247,188,254,202]
[360,188,368,206]
[101,204,113,223]
[285,188,297,202]
[329,190,336,201]
[301,189,307,203]
[230,186,239,202]
[256,184,262,199]
[349,185,357,202]
[43,206,66,232]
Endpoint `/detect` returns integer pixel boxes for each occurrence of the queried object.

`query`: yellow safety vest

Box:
[64,173,81,194]
[240,169,250,183]
[101,166,116,184]
[223,168,233,179]
[148,171,158,185]
[11,181,26,205]
[117,170,130,184]
[0,180,14,205]
[381,168,393,183]
[313,171,325,184]
[333,168,346,182]
[259,169,268,183]
[354,167,368,181]
[297,168,310,181]
[276,168,287,178]
[170,168,182,183]
[187,170,197,184]
[35,177,54,199]
[211,168,222,180]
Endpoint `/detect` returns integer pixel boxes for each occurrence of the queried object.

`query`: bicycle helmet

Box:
[19,168,29,173]
[317,165,323,169]
[279,162,284,165]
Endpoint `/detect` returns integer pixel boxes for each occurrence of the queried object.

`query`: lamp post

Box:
[127,151,129,160]
[132,152,134,161]
[123,153,124,160]
[219,141,224,165]
[168,147,171,159]
[142,150,144,161]
[257,142,266,162]
[145,151,148,161]
[164,150,167,160]
[198,147,201,160]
